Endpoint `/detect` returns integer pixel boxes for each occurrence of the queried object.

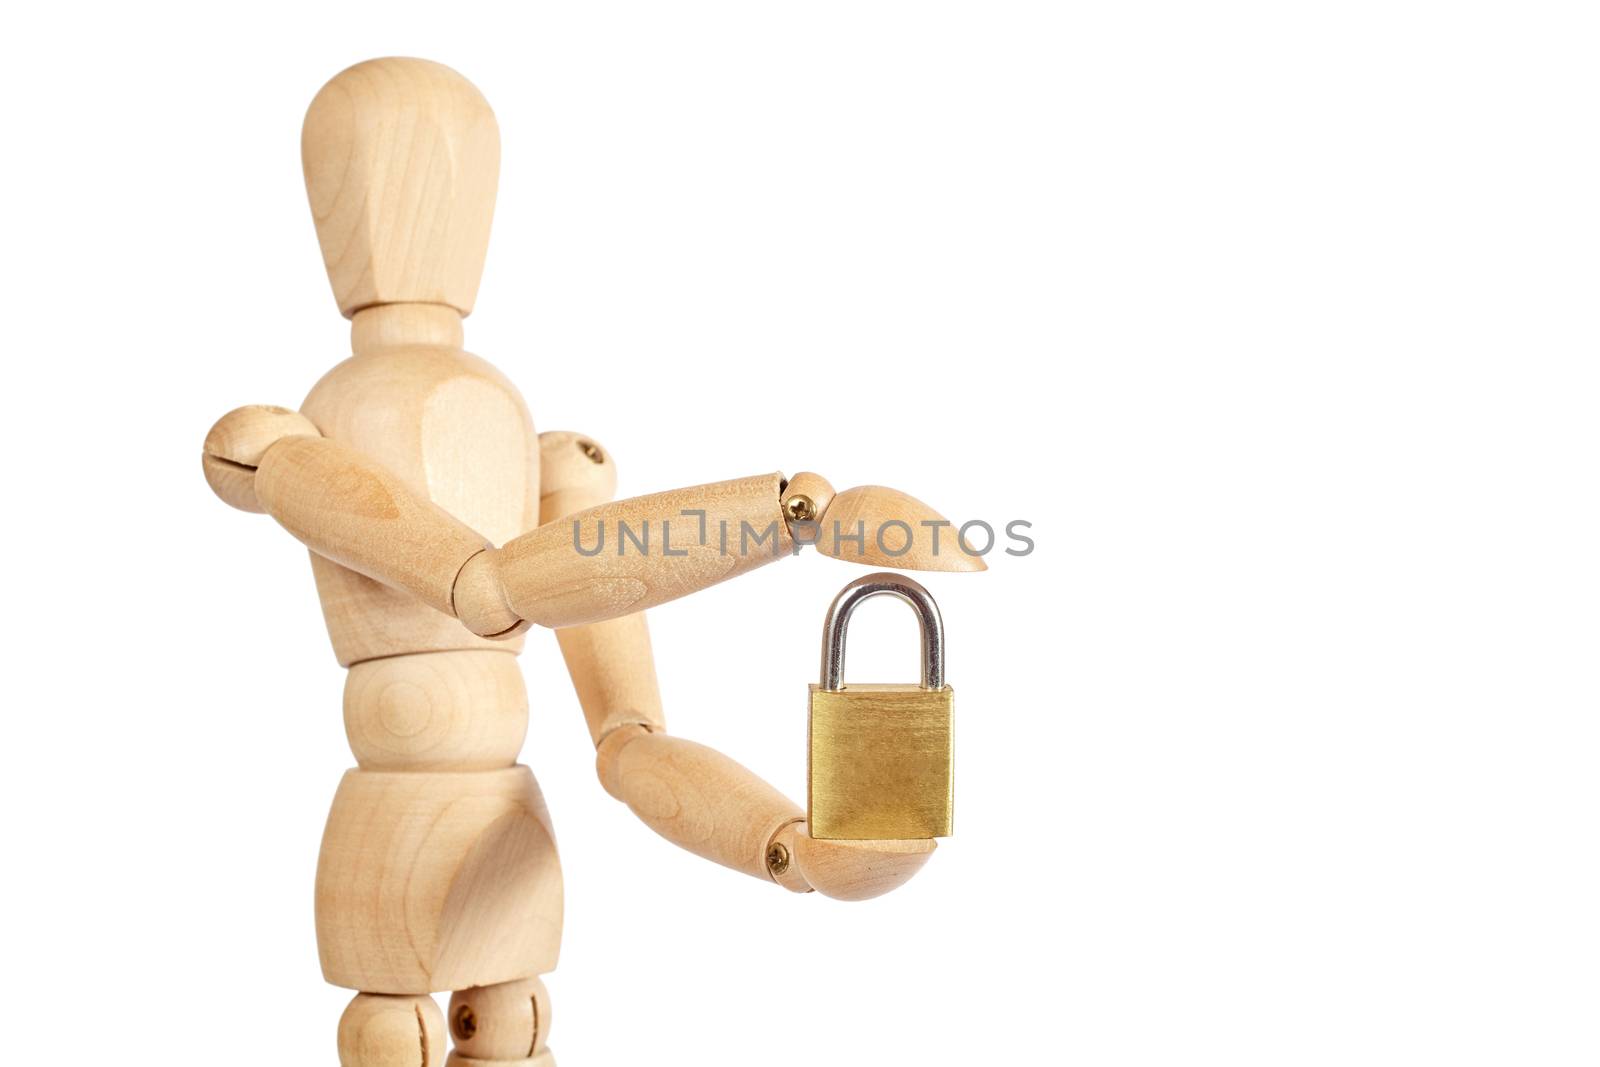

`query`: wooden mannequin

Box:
[202,57,981,1067]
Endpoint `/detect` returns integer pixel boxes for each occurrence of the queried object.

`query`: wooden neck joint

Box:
[351,303,465,354]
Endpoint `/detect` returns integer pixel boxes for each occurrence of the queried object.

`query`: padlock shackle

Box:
[819,572,945,691]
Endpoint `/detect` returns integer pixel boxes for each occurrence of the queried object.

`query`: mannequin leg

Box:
[338,992,446,1067]
[445,976,554,1066]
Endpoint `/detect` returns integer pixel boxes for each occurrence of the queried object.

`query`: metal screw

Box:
[452,1004,478,1041]
[578,439,604,464]
[783,494,816,523]
[766,842,791,876]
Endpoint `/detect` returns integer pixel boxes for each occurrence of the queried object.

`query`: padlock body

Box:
[807,683,954,840]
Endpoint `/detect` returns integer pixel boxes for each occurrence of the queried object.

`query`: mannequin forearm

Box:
[460,472,793,631]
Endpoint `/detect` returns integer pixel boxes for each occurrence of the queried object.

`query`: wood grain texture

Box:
[555,612,664,742]
[594,723,649,800]
[303,58,499,317]
[201,453,265,513]
[790,831,936,902]
[345,650,527,770]
[204,404,322,467]
[535,430,616,519]
[536,430,664,742]
[598,730,935,898]
[602,730,802,882]
[815,485,988,572]
[453,550,531,639]
[300,341,537,664]
[201,404,322,512]
[255,434,489,617]
[479,473,792,630]
[447,977,550,1060]
[338,993,446,1067]
[316,767,562,993]
[353,304,465,352]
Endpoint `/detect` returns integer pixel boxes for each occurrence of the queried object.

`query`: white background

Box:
[3,3,1596,1064]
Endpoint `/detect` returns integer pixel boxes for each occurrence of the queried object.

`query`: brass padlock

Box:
[807,572,954,841]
